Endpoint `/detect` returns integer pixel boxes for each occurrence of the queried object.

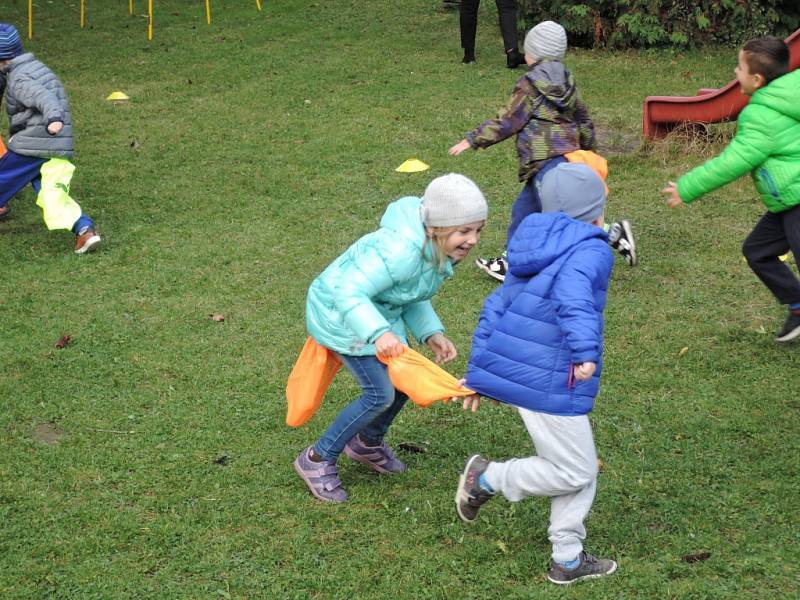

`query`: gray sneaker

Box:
[455,454,493,523]
[547,551,618,585]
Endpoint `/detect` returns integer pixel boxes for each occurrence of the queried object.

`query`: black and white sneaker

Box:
[475,256,507,282]
[547,551,618,585]
[776,311,800,342]
[608,220,637,267]
[455,454,494,523]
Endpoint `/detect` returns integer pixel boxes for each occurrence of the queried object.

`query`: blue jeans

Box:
[506,156,567,247]
[314,353,409,462]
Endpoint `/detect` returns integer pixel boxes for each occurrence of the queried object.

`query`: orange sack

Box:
[285,339,474,426]
[0,135,6,158]
[377,347,475,407]
[285,337,342,427]
[564,150,609,195]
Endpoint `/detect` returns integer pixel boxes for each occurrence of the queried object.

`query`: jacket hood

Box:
[751,69,800,122]
[524,59,576,112]
[379,196,427,250]
[507,212,607,278]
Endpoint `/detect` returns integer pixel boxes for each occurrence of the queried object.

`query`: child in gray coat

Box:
[0,23,100,253]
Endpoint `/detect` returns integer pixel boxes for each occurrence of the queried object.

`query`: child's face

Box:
[442,221,484,263]
[735,50,763,96]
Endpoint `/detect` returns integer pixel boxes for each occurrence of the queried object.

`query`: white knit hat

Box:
[524,21,567,60]
[421,173,488,227]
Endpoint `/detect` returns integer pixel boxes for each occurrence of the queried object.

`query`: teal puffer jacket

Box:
[677,69,800,213]
[306,197,452,356]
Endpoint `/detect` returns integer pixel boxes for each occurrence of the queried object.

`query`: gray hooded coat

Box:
[2,52,73,158]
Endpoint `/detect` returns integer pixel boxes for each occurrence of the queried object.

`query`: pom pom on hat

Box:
[421,173,488,227]
[524,21,567,60]
[539,163,606,223]
[0,24,23,60]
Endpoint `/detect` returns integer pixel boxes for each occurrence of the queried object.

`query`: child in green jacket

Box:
[662,37,800,342]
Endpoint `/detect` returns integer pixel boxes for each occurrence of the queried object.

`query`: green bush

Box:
[519,0,800,48]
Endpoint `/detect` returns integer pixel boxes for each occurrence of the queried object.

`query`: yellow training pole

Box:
[148,0,153,40]
[256,0,262,10]
[129,0,133,16]
[80,0,85,28]
[28,0,33,39]
[206,0,212,25]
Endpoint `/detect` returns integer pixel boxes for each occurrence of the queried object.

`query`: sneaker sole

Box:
[776,323,800,342]
[620,220,637,267]
[343,445,403,475]
[547,560,618,585]
[75,235,101,254]
[455,454,482,523]
[293,458,347,503]
[474,259,505,282]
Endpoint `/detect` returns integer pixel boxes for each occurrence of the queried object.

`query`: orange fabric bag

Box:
[564,150,609,195]
[378,347,475,407]
[285,337,342,427]
[0,135,6,158]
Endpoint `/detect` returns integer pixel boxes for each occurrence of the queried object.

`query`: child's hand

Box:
[573,362,596,381]
[462,394,481,412]
[661,181,683,208]
[448,139,471,156]
[47,121,63,135]
[375,332,404,358]
[426,333,457,364]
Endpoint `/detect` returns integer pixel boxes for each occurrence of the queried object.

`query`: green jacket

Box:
[678,69,800,212]
[306,197,451,356]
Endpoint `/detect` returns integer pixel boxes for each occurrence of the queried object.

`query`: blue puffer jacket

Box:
[466,213,613,415]
[306,197,452,356]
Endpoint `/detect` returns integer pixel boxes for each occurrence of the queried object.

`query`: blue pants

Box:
[0,149,93,233]
[314,353,409,462]
[506,156,568,247]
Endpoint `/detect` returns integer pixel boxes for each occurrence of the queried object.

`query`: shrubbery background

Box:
[519,0,800,48]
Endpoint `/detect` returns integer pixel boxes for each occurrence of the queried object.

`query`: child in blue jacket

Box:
[455,162,617,585]
[295,174,487,503]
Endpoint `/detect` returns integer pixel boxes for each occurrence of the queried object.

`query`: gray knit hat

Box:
[524,21,567,60]
[421,173,488,227]
[0,24,23,60]
[539,163,605,223]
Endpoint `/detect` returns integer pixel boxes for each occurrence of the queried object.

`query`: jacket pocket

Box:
[758,168,784,205]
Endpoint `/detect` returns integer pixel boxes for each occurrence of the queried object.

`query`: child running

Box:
[0,24,100,253]
[456,163,617,585]
[295,174,487,502]
[449,20,635,280]
[662,36,800,342]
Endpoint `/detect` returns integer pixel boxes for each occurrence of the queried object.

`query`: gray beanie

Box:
[524,21,567,60]
[421,173,488,227]
[539,163,605,223]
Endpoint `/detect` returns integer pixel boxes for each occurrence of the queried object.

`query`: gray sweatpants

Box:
[483,408,598,563]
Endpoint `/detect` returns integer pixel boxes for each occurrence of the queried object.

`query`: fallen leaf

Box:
[187,79,193,85]
[398,441,426,454]
[596,457,604,471]
[213,454,229,465]
[495,540,508,553]
[209,314,225,322]
[130,139,141,151]
[681,551,711,563]
[678,346,688,357]
[55,334,71,349]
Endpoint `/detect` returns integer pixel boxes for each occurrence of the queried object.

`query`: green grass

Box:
[1,1,798,598]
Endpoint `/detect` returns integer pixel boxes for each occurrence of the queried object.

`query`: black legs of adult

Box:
[459,0,522,67]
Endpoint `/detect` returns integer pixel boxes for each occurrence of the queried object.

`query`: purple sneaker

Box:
[344,435,406,474]
[293,446,348,502]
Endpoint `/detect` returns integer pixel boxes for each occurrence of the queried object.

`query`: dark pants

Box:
[460,0,519,53]
[742,204,800,306]
[506,156,567,247]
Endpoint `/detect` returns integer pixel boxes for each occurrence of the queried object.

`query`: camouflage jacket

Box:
[466,60,596,182]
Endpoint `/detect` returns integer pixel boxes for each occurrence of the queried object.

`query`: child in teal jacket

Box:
[295,174,487,503]
[662,36,800,342]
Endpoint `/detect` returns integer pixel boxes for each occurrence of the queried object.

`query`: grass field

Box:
[1,1,798,598]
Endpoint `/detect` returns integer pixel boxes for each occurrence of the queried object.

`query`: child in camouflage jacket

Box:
[450,21,636,279]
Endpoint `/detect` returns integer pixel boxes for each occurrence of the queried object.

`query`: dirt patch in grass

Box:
[32,423,63,446]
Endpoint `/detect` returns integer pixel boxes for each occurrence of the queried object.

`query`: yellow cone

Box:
[106,91,130,101]
[396,158,429,173]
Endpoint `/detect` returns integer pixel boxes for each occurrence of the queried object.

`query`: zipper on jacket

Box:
[758,168,783,204]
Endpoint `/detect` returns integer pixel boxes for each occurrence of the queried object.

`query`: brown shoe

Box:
[74,227,101,254]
